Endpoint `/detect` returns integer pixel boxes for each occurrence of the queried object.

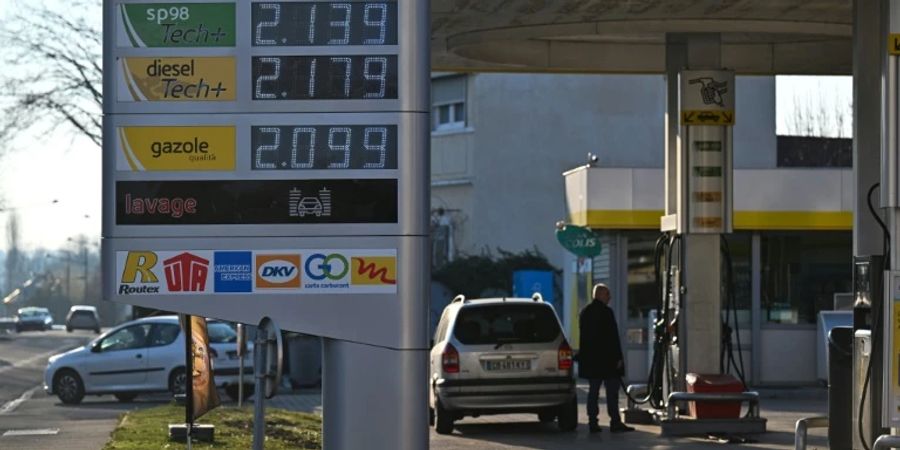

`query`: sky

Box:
[0,0,102,252]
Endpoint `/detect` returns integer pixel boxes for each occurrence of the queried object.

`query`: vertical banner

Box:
[680,69,735,234]
[182,315,220,422]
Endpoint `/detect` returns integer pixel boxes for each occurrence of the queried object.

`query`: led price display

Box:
[252,125,397,170]
[252,2,398,46]
[252,55,397,100]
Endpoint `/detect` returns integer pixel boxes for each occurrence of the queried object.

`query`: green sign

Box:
[556,225,602,258]
[119,3,235,48]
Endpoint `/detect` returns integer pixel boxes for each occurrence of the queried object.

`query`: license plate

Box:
[485,359,530,371]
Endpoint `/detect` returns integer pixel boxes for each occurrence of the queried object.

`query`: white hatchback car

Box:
[44,315,253,404]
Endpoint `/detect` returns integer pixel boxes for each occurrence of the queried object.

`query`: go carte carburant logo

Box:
[304,253,350,289]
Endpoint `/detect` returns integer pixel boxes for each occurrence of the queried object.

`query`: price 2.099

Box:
[252,125,398,170]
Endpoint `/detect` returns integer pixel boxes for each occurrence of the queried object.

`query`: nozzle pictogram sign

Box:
[688,77,728,107]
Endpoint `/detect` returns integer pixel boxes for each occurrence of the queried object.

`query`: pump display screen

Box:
[251,124,397,170]
[252,55,397,100]
[252,2,398,46]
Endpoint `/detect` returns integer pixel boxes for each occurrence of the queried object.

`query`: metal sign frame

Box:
[102,0,430,349]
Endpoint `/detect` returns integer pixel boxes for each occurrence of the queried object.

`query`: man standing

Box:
[578,283,635,433]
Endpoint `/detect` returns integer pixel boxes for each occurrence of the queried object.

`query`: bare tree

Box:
[0,0,102,149]
[783,81,852,138]
[5,213,21,297]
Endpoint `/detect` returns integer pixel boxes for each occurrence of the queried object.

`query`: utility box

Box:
[685,373,743,419]
[828,326,853,450]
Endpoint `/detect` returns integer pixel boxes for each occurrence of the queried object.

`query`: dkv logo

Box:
[256,255,301,289]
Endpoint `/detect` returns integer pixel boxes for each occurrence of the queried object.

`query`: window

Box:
[147,323,180,347]
[761,232,851,324]
[432,75,467,132]
[776,136,851,168]
[453,304,561,345]
[207,322,238,343]
[723,233,751,326]
[434,312,449,344]
[100,324,152,352]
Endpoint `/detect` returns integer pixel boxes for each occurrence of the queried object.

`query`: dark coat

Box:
[577,300,624,379]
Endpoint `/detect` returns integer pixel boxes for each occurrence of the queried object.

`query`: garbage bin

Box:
[685,373,743,419]
[829,326,853,450]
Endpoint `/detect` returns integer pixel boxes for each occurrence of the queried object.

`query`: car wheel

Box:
[169,368,187,395]
[94,328,101,335]
[55,370,85,405]
[434,400,454,435]
[114,393,138,403]
[557,395,578,432]
[66,327,72,333]
[538,409,557,423]
[225,384,253,402]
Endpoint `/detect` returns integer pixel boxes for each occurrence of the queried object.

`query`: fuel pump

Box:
[622,62,765,436]
[878,2,900,447]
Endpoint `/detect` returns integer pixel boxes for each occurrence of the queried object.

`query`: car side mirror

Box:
[91,342,102,353]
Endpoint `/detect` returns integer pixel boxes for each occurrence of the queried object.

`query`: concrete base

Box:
[168,424,215,442]
[659,417,767,437]
[322,339,428,450]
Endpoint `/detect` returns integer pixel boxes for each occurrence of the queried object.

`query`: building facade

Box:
[430,72,851,386]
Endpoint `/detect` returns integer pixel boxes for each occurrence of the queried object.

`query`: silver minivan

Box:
[429,295,577,434]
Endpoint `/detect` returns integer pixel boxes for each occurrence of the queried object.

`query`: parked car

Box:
[44,316,253,404]
[429,294,577,434]
[15,307,53,332]
[65,305,101,334]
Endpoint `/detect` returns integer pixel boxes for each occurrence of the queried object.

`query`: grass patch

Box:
[104,403,321,449]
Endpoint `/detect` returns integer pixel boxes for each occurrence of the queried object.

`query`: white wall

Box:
[431,73,779,268]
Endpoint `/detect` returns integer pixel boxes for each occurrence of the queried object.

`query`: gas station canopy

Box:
[432,0,852,75]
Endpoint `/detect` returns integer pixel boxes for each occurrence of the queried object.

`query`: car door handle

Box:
[135,354,143,359]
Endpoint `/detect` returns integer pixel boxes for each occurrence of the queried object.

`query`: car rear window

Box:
[207,322,237,343]
[453,304,561,345]
[72,311,94,319]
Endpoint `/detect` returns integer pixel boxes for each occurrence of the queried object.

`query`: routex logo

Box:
[120,251,161,295]
[256,255,301,289]
[351,257,396,285]
[164,252,210,292]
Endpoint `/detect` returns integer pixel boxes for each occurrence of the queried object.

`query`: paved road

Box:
[0,328,134,450]
[0,328,95,406]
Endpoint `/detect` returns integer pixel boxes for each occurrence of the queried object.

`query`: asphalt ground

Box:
[429,386,830,450]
